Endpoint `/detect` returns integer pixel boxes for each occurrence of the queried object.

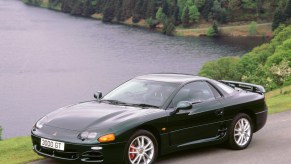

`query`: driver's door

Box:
[167,81,224,146]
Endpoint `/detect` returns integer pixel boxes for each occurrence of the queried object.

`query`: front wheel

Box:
[125,130,158,164]
[227,113,253,150]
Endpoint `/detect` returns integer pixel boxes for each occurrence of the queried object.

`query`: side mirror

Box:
[94,91,102,100]
[176,101,192,110]
[170,101,192,115]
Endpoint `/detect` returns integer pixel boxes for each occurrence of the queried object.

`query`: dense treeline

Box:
[199,24,291,92]
[23,0,291,35]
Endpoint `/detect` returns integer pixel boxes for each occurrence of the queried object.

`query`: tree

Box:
[206,26,216,37]
[71,0,83,16]
[146,0,156,18]
[195,0,205,9]
[121,0,135,19]
[156,7,164,22]
[248,21,257,36]
[95,0,106,13]
[266,38,291,67]
[256,0,264,16]
[133,0,144,23]
[114,0,123,21]
[285,0,291,19]
[189,4,200,22]
[145,17,159,28]
[241,0,256,10]
[206,22,219,37]
[211,0,227,23]
[61,0,73,13]
[162,0,170,16]
[201,0,213,20]
[199,57,241,80]
[102,0,115,22]
[213,21,219,34]
[272,9,286,31]
[228,0,241,11]
[141,0,148,18]
[83,0,95,17]
[182,6,190,27]
[163,20,176,35]
[269,60,291,93]
[173,4,180,24]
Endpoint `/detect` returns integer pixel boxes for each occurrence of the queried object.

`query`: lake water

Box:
[0,0,266,139]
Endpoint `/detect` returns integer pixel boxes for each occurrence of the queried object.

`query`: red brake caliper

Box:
[129,144,136,160]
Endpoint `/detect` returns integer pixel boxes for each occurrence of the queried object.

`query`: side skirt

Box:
[159,132,227,156]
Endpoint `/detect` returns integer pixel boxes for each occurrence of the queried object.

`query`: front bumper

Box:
[31,134,126,163]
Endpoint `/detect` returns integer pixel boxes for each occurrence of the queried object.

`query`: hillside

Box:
[22,0,291,36]
[199,24,291,92]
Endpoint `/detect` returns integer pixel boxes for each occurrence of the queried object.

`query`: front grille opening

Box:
[81,151,104,162]
[35,145,78,160]
[54,151,78,159]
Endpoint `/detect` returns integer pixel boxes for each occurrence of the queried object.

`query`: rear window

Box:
[212,80,235,94]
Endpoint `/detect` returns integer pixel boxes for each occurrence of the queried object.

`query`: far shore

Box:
[91,13,273,38]
[23,1,273,38]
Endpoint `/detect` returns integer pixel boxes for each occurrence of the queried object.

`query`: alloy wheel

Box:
[128,136,154,164]
[234,118,251,146]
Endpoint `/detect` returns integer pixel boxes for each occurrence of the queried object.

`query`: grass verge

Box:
[266,85,291,114]
[176,23,272,37]
[0,137,43,164]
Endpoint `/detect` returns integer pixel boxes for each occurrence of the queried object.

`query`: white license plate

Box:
[41,138,65,151]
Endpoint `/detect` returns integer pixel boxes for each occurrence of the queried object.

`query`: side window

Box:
[212,80,235,95]
[170,81,215,108]
[206,82,222,99]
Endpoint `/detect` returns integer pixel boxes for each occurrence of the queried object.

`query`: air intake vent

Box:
[81,151,104,162]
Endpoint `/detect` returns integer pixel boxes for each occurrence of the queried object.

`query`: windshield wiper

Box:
[100,100,159,108]
[131,104,160,109]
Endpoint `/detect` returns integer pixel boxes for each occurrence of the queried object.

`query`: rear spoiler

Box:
[219,80,266,94]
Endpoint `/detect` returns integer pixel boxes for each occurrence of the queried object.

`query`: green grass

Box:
[0,137,43,164]
[266,85,291,114]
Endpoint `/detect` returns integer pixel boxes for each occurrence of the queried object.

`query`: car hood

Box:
[44,101,159,132]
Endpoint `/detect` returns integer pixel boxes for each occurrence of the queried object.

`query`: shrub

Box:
[163,20,176,36]
[248,21,257,36]
[206,22,219,37]
[145,18,158,29]
[206,26,215,36]
[199,56,241,80]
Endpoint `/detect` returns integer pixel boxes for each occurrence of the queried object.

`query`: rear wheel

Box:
[125,130,158,164]
[227,113,253,150]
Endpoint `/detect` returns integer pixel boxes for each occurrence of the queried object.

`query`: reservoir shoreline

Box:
[21,0,273,38]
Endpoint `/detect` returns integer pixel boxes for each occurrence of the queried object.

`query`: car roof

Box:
[135,73,209,83]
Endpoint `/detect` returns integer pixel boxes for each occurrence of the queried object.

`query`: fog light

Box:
[91,146,103,150]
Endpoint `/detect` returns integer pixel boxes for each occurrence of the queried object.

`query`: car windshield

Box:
[102,79,179,108]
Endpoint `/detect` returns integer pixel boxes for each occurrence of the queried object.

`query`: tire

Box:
[124,130,158,164]
[227,113,253,150]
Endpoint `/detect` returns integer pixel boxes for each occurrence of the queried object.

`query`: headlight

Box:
[79,132,98,140]
[35,116,48,129]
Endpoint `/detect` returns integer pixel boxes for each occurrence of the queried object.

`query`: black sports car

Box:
[31,74,268,164]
